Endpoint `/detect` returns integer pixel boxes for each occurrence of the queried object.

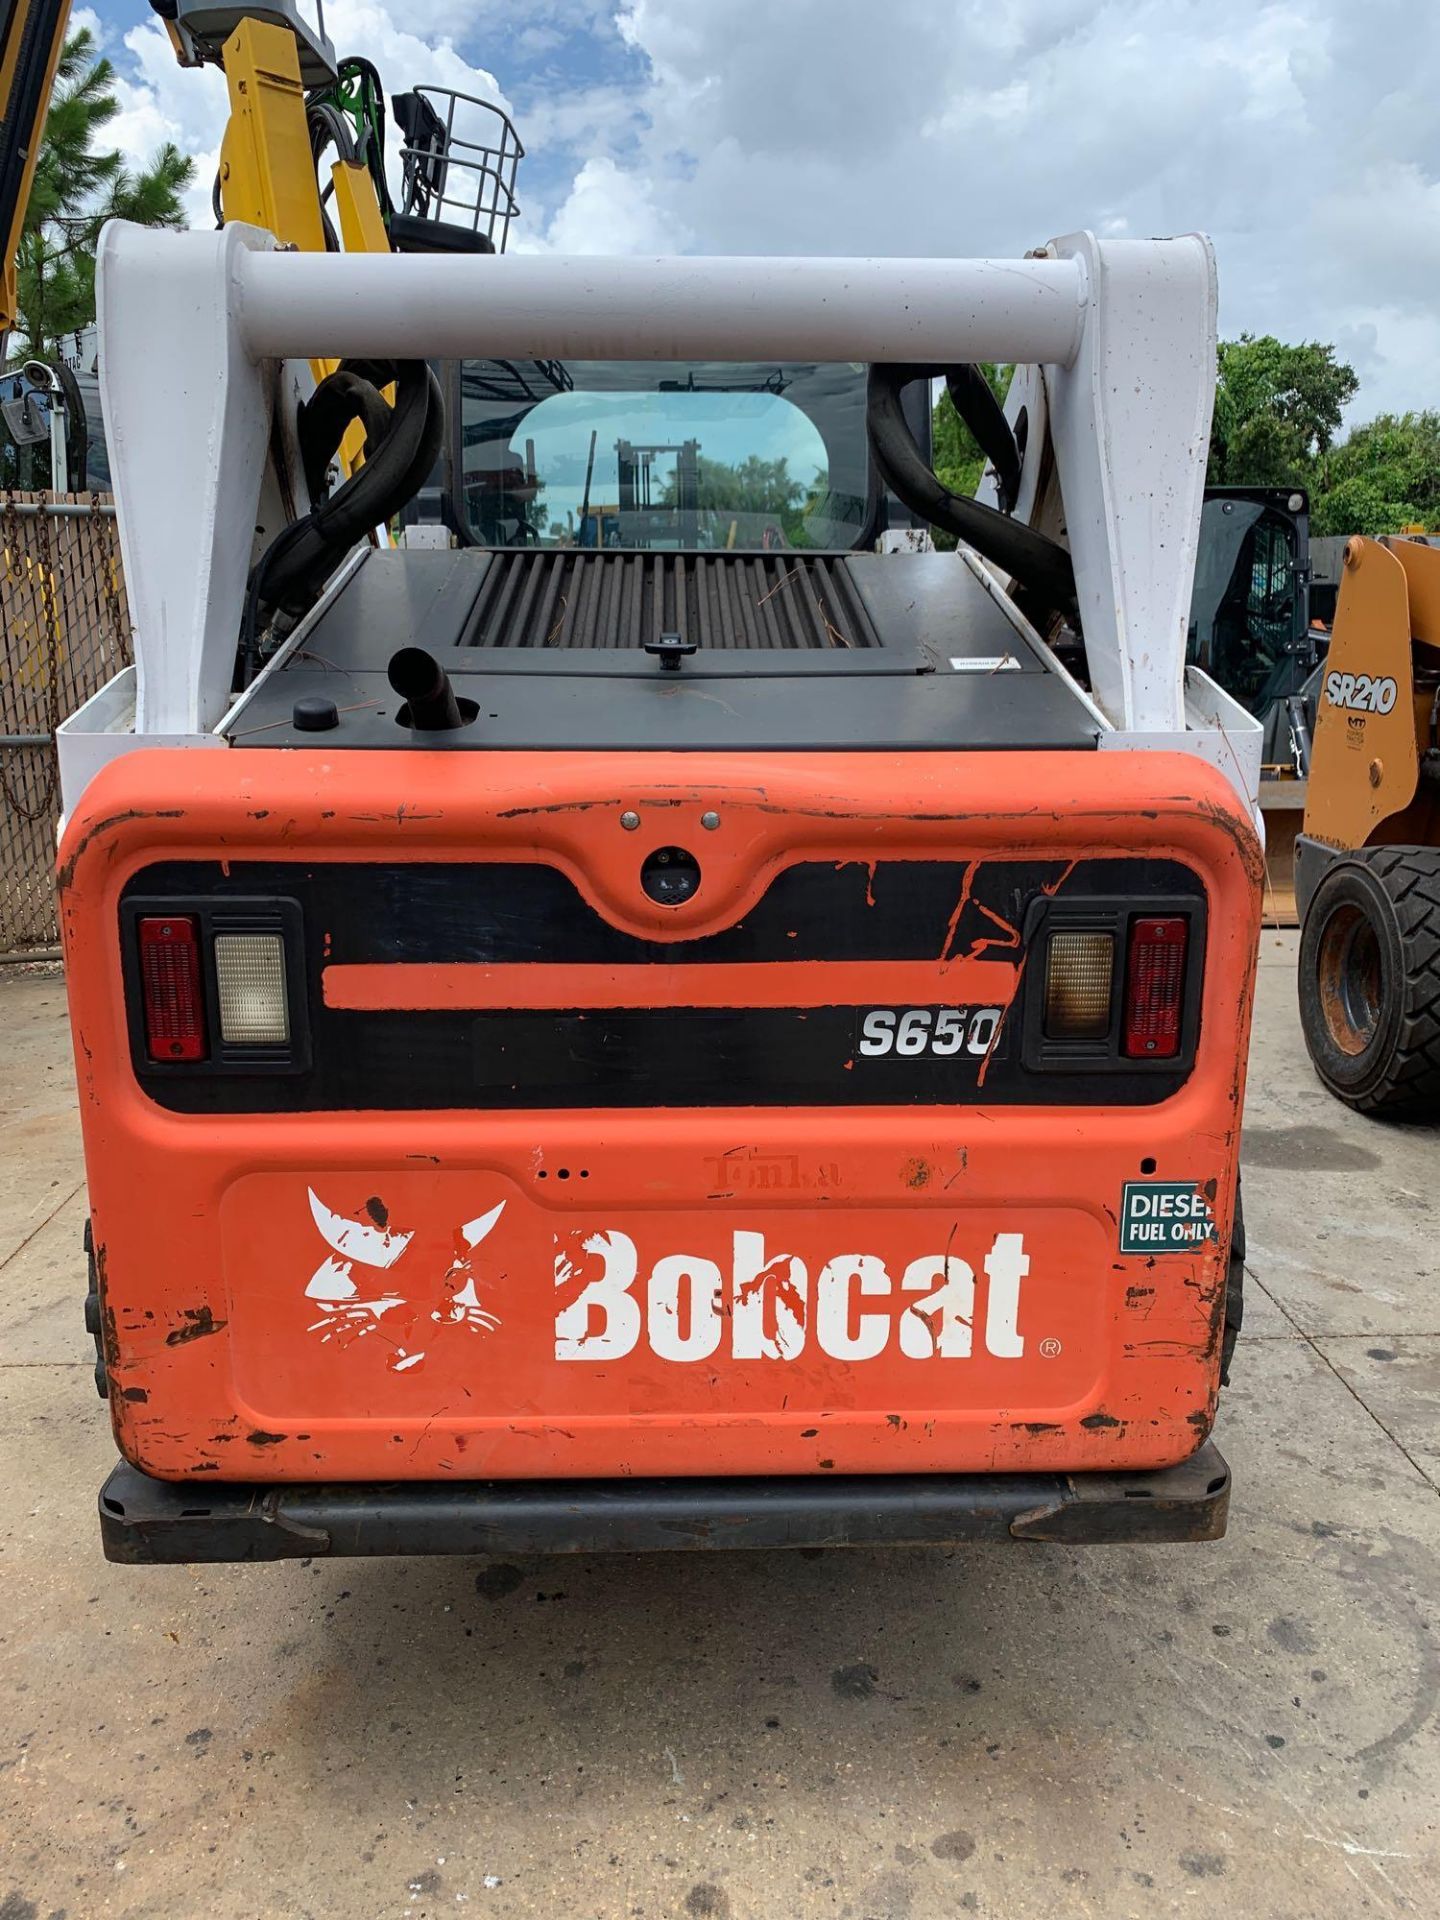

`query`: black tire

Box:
[1221,1180,1244,1388]
[1297,847,1440,1118]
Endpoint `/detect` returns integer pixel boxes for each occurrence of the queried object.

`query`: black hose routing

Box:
[239,357,445,678]
[866,363,1077,621]
[944,366,1022,513]
[297,363,398,503]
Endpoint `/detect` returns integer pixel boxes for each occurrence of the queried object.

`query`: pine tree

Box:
[13,29,194,360]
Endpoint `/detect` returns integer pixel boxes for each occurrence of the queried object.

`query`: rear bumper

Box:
[99,1443,1230,1563]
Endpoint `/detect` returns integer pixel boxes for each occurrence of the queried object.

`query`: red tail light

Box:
[138,916,207,1061]
[1123,916,1188,1058]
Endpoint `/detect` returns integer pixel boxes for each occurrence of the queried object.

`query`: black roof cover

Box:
[226,548,1099,754]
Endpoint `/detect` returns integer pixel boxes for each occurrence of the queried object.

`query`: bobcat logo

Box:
[304,1189,506,1374]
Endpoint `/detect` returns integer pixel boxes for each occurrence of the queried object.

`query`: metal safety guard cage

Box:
[395,87,524,254]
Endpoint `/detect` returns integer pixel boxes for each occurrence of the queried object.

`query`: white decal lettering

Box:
[555,1229,640,1361]
[898,1255,975,1358]
[858,1006,1004,1060]
[732,1231,808,1361]
[859,1010,896,1055]
[648,1254,724,1363]
[983,1233,1028,1358]
[895,1008,933,1055]
[932,1008,966,1055]
[1326,671,1398,715]
[816,1255,892,1360]
[967,1008,1002,1055]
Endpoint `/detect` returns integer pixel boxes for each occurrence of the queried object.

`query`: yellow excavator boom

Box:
[217,15,393,472]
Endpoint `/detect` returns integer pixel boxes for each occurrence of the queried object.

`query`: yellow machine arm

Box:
[0,0,73,351]
[216,15,394,471]
[217,15,387,248]
[216,17,392,251]
[2,1,391,358]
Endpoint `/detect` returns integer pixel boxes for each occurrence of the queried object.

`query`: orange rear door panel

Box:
[59,748,1261,1484]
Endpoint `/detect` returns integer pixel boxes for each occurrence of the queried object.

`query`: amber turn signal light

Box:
[1043,930,1115,1039]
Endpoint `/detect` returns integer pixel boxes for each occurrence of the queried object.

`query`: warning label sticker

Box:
[1120,1182,1217,1254]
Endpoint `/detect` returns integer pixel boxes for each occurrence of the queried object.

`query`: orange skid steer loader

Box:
[52,145,1262,1553]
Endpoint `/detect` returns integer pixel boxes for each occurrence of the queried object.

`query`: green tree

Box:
[912,332,1435,547]
[931,363,1013,499]
[661,452,818,544]
[927,364,1012,549]
[1208,334,1357,488]
[1310,473,1420,539]
[1310,411,1440,537]
[13,29,194,360]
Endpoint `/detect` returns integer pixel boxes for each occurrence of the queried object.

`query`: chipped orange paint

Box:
[58,747,1262,1485]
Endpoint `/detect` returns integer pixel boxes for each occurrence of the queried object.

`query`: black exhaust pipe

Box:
[389,646,465,731]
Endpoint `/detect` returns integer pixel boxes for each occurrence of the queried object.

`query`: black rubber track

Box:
[1298,846,1440,1118]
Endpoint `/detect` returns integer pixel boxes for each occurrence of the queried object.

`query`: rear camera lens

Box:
[641,846,701,906]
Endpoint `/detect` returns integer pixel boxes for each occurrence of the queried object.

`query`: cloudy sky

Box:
[79,0,1440,419]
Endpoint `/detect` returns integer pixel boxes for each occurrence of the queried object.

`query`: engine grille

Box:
[460,550,882,652]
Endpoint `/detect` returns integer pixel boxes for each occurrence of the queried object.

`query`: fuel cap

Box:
[292,694,339,732]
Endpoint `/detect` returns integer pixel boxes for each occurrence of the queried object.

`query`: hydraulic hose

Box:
[307,100,356,168]
[867,363,1077,620]
[298,363,399,502]
[241,358,445,671]
[944,365,1022,512]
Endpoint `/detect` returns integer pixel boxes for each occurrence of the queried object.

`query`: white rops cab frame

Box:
[60,225,1259,813]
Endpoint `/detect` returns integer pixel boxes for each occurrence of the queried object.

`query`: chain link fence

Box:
[1,492,132,955]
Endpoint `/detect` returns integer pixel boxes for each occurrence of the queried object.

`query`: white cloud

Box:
[596,0,1440,417]
[1313,164,1440,316]
[323,0,509,108]
[80,0,1440,417]
[92,3,512,230]
[543,155,689,254]
[108,18,228,226]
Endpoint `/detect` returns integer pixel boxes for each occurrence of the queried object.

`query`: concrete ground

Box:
[1,933,1436,1920]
